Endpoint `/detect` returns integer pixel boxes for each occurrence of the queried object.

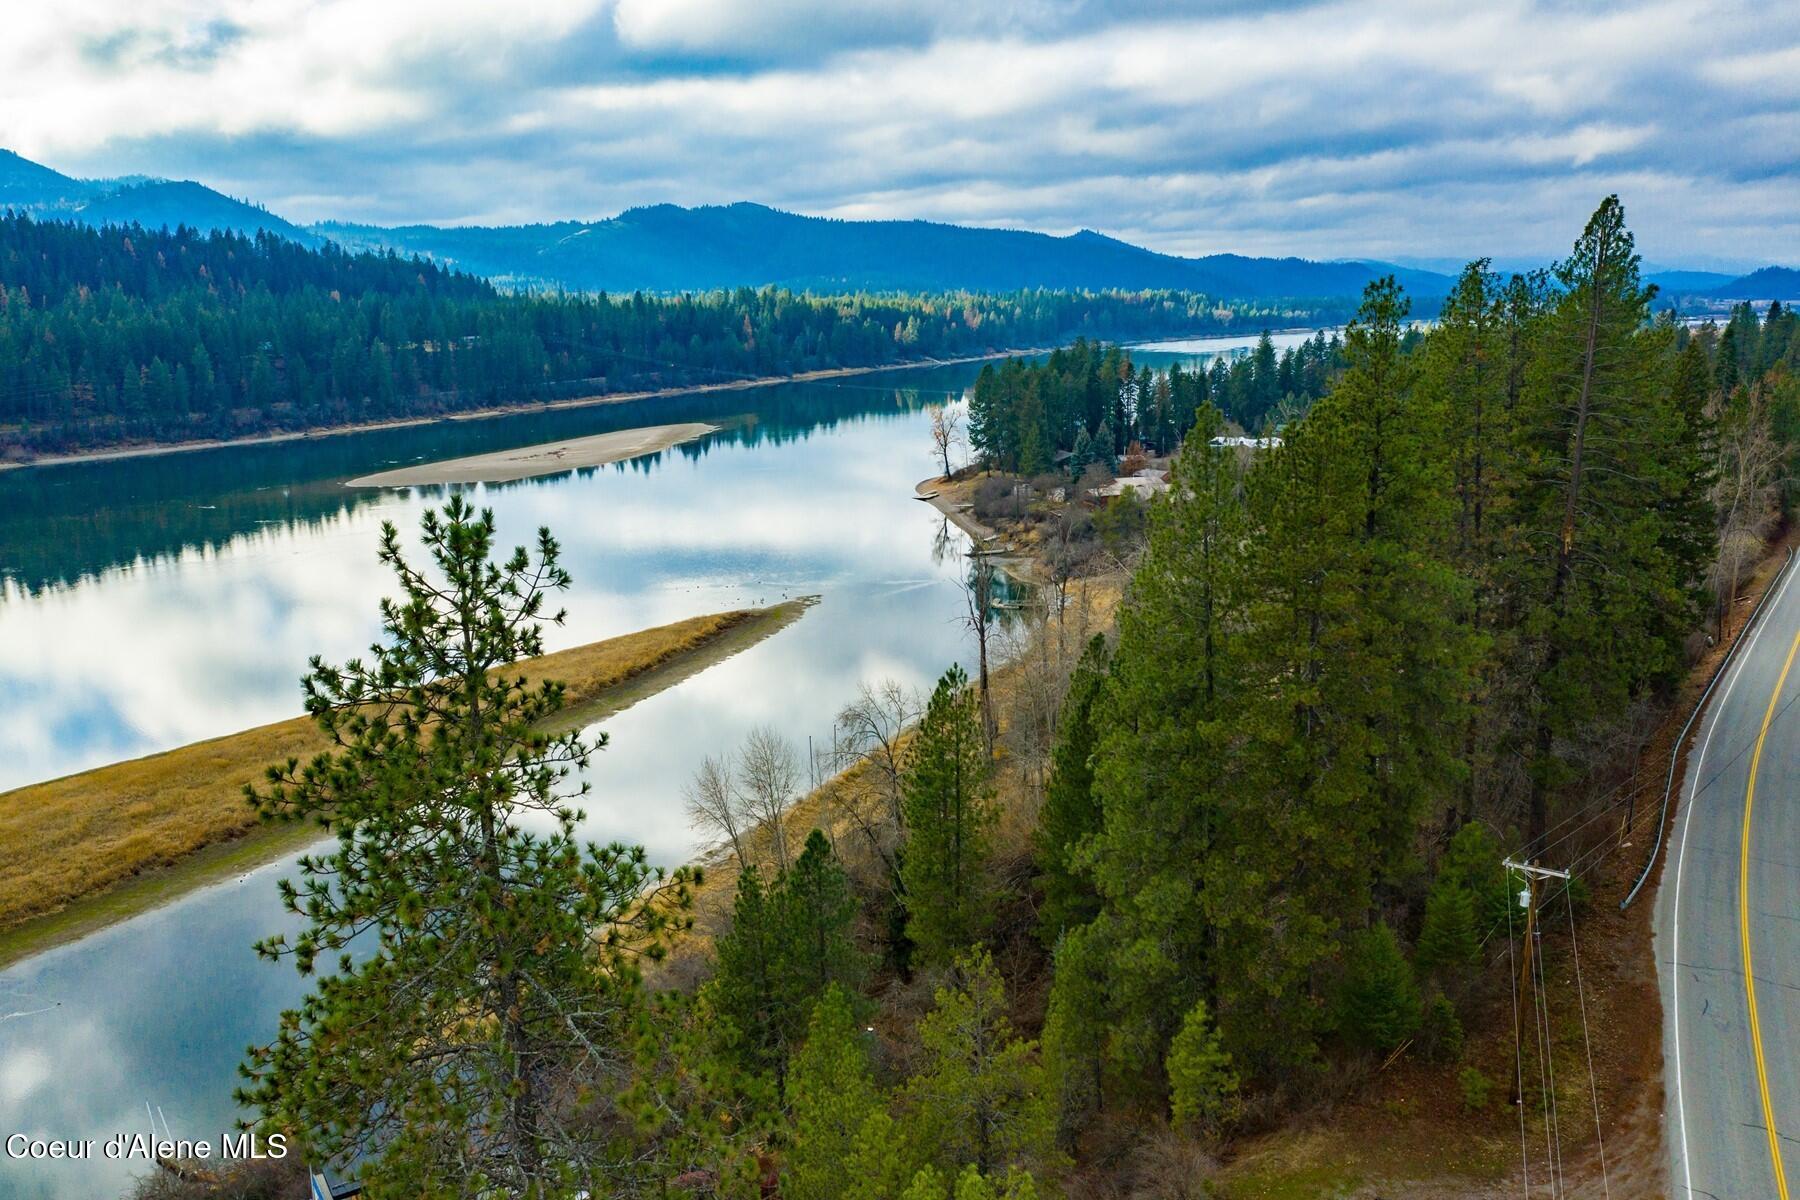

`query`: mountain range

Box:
[315,205,1459,301]
[3,148,1793,306]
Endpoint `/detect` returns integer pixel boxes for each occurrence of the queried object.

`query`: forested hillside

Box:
[187,196,1800,1198]
[1024,201,1800,1187]
[0,215,1286,458]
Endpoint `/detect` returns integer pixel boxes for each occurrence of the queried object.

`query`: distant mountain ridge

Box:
[0,149,316,245]
[316,202,1458,302]
[1709,266,1800,300]
[2,148,1792,305]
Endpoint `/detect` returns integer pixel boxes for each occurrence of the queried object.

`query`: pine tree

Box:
[1437,821,1511,931]
[1336,922,1422,1053]
[900,666,995,966]
[1296,276,1471,881]
[1081,404,1246,1073]
[784,829,869,999]
[620,986,781,1194]
[1166,999,1239,1134]
[710,865,791,1078]
[1250,330,1280,424]
[711,832,865,1079]
[1094,417,1117,471]
[1200,278,1466,1069]
[1414,877,1479,984]
[1069,427,1092,481]
[1418,260,1516,825]
[1041,919,1112,1142]
[902,949,1057,1178]
[904,1165,1040,1200]
[1514,196,1712,850]
[1033,634,1109,945]
[1420,261,1509,594]
[786,986,893,1200]
[239,498,691,1196]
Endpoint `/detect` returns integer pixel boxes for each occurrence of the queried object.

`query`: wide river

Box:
[0,329,1321,1198]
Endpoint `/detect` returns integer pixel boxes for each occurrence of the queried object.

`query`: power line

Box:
[1531,917,1564,1196]
[1566,899,1612,1199]
[1507,892,1532,1198]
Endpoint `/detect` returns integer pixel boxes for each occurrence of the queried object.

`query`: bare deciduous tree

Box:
[1708,379,1785,636]
[683,752,750,870]
[738,724,802,870]
[930,403,965,481]
[837,679,922,827]
[999,591,1093,791]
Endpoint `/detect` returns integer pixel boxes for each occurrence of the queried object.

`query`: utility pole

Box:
[1504,858,1571,1105]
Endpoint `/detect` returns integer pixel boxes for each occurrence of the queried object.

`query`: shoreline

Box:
[0,599,815,970]
[915,473,1044,585]
[0,325,1321,475]
[0,348,1055,474]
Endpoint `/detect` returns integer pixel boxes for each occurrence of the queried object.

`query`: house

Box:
[1209,435,1283,450]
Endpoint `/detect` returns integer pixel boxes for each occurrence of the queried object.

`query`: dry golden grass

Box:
[0,606,797,939]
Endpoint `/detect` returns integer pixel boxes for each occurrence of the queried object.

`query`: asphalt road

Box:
[1658,556,1800,1198]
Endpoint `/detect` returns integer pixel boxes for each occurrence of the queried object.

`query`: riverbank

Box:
[345,421,719,486]
[0,600,814,969]
[915,473,1044,585]
[0,348,1057,474]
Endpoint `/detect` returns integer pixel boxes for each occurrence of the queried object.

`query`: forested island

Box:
[128,196,1800,1198]
[0,215,1309,459]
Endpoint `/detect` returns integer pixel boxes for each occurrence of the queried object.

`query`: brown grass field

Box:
[0,601,812,965]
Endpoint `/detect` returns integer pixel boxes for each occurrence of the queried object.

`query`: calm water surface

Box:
[0,332,1300,1198]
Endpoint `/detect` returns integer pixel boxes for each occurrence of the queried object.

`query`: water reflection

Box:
[0,372,983,1199]
[0,377,984,792]
[0,371,972,597]
[0,333,1308,1199]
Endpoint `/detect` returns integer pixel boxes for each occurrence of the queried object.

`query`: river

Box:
[0,330,1315,1199]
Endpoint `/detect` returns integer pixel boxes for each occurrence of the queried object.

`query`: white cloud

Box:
[0,0,1797,261]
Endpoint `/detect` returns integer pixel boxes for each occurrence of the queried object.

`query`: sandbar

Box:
[347,422,717,486]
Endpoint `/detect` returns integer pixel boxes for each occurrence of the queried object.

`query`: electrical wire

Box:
[1566,899,1612,1199]
[1532,914,1565,1196]
[1507,888,1533,1198]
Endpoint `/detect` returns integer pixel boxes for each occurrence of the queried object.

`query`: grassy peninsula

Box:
[0,601,813,967]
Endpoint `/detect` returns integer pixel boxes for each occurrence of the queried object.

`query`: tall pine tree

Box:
[901,665,996,966]
[240,499,690,1197]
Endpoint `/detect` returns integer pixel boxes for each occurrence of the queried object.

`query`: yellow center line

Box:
[1743,624,1798,1200]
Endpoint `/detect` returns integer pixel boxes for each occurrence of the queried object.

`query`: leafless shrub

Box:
[1121,1129,1219,1200]
[973,474,1028,521]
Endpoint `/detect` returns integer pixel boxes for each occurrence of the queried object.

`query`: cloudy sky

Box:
[4,0,1798,268]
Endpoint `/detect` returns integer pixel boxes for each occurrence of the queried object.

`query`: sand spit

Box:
[347,422,718,487]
